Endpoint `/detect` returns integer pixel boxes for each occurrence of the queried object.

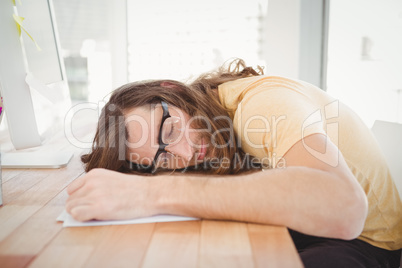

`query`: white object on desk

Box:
[1,151,73,168]
[57,210,199,227]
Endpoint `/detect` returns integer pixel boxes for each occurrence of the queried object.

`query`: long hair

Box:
[82,58,264,174]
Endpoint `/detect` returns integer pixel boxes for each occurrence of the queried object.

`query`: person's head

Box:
[82,58,264,175]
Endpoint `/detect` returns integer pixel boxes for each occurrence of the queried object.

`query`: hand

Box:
[66,168,155,221]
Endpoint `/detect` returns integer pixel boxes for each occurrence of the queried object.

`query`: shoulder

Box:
[218,75,310,112]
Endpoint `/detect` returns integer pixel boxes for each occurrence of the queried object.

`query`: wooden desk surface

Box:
[0,119,303,268]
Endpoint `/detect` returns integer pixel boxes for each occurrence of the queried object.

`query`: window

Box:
[53,0,273,102]
[127,0,269,82]
[326,0,402,127]
[53,0,116,102]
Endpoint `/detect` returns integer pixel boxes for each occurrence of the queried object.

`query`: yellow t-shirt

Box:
[218,75,402,251]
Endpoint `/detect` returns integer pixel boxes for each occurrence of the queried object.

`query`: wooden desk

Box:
[0,120,303,268]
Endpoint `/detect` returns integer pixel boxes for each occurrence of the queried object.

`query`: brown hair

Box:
[82,58,264,174]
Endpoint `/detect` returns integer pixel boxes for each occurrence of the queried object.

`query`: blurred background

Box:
[52,0,402,127]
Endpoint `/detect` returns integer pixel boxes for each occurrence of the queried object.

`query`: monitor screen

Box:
[0,0,71,151]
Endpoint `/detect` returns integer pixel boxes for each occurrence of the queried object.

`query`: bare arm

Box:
[154,134,368,239]
[66,134,368,239]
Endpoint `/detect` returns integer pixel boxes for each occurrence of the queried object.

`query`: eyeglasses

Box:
[151,101,183,172]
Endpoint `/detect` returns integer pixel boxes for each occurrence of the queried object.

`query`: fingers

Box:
[66,173,95,221]
[67,168,103,195]
[67,175,86,195]
[65,169,133,222]
[70,205,96,222]
[66,196,97,221]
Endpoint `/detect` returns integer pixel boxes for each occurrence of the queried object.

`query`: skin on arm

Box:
[66,133,368,240]
[156,133,368,239]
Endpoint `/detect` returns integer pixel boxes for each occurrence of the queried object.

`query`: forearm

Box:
[152,167,367,239]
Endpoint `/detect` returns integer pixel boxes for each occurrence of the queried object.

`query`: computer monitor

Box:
[0,0,73,168]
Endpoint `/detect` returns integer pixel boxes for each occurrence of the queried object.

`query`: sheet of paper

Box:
[57,210,199,227]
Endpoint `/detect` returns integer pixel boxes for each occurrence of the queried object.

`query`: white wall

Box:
[262,0,301,79]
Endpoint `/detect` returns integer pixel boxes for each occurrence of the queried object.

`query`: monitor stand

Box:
[1,151,73,169]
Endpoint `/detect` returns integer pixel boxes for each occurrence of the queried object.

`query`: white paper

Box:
[57,210,199,227]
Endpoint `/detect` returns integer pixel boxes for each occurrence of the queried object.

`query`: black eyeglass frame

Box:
[152,101,171,170]
[127,100,172,173]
